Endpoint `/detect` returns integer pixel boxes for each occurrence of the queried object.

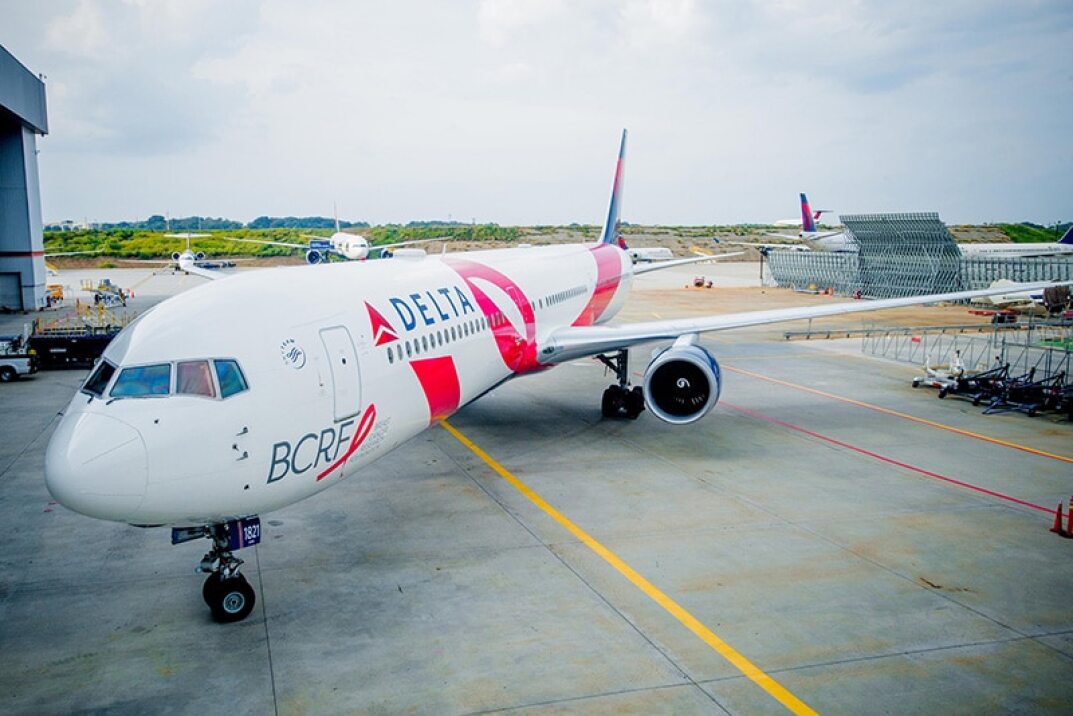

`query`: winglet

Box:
[1059,225,1073,245]
[599,129,627,245]
[800,193,817,233]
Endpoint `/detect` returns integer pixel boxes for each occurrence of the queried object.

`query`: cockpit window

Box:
[214,359,248,398]
[177,360,216,398]
[83,360,116,396]
[110,364,171,398]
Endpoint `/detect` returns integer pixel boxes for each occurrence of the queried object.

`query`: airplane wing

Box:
[632,251,744,275]
[763,231,842,241]
[224,237,309,250]
[181,263,224,281]
[113,258,174,266]
[44,250,102,257]
[720,240,807,252]
[539,280,1073,364]
[374,236,451,251]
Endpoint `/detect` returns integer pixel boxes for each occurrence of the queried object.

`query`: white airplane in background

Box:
[117,233,236,281]
[764,193,855,252]
[957,226,1073,258]
[44,131,1072,623]
[616,237,673,263]
[227,216,446,264]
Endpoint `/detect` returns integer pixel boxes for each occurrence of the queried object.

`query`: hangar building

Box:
[0,44,48,311]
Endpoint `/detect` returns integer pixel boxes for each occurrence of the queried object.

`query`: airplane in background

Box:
[227,216,447,264]
[44,131,1072,623]
[116,234,241,281]
[763,193,855,252]
[957,226,1073,258]
[616,237,673,263]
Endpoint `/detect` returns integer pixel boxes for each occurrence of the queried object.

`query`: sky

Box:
[1,0,1071,226]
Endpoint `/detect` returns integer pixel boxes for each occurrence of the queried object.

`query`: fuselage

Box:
[956,242,1073,258]
[45,243,633,526]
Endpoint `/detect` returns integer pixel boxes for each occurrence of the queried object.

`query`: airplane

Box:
[616,237,673,263]
[225,215,447,264]
[956,225,1073,258]
[43,131,1073,623]
[116,234,235,280]
[762,193,855,252]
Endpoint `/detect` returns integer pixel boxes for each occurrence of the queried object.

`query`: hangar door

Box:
[319,326,361,421]
[0,274,21,311]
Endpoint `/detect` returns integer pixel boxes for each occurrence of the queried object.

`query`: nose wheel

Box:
[173,518,260,623]
[203,573,256,623]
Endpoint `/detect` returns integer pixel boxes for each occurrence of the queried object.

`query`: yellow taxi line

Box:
[724,364,1073,464]
[440,419,817,716]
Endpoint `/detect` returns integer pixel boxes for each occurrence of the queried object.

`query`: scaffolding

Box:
[768,212,1073,300]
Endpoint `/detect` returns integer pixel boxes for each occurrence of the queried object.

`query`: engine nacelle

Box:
[642,344,721,425]
[305,249,324,265]
[171,251,181,261]
[195,251,206,261]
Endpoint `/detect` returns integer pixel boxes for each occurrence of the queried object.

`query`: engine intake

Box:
[195,251,206,261]
[305,249,324,265]
[171,251,181,261]
[642,343,721,425]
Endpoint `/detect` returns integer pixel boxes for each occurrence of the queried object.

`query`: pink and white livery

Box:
[44,131,1071,621]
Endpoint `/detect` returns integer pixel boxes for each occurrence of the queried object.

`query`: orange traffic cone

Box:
[1050,503,1066,535]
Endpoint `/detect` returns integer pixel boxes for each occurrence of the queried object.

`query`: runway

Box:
[1,265,1071,714]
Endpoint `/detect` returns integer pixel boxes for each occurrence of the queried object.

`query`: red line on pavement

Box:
[721,400,1051,514]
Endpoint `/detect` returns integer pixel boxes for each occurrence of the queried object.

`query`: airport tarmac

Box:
[1,264,1072,714]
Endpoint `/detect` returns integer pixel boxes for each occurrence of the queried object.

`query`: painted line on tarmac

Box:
[721,401,1051,514]
[440,419,818,716]
[725,364,1073,465]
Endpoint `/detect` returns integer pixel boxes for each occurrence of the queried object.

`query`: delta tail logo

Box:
[365,302,399,346]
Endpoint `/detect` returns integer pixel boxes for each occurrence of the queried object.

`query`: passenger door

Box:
[319,326,361,421]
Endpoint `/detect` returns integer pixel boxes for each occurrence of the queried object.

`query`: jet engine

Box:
[171,252,181,261]
[642,342,721,425]
[305,249,324,265]
[195,252,206,261]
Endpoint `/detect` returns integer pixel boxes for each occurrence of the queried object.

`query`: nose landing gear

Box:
[172,517,261,623]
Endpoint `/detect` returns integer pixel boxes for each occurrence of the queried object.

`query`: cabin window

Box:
[387,346,395,364]
[110,363,171,398]
[406,341,412,358]
[451,326,457,341]
[177,360,216,398]
[83,360,116,396]
[422,335,429,352]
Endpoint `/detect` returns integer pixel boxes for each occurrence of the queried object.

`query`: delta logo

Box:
[365,302,398,346]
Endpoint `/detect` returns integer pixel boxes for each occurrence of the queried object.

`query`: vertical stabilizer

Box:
[1059,225,1073,245]
[800,193,817,233]
[599,130,627,245]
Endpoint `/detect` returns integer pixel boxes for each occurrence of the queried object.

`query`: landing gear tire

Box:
[602,385,624,417]
[597,350,645,420]
[601,384,646,419]
[207,574,256,623]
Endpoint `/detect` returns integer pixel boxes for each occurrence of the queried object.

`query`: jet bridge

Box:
[0,44,48,311]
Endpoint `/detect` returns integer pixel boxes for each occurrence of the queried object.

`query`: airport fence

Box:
[861,325,1073,378]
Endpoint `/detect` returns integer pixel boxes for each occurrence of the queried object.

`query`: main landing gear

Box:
[597,349,645,420]
[172,517,261,623]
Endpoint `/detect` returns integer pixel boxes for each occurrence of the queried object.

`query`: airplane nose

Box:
[45,412,148,522]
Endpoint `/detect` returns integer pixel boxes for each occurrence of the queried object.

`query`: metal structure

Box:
[862,324,1073,379]
[842,213,963,298]
[768,211,1073,301]
[0,45,48,311]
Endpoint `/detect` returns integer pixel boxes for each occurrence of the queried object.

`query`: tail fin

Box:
[1059,225,1073,245]
[800,193,817,233]
[599,129,627,245]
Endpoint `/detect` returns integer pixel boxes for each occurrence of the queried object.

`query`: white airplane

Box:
[117,234,233,280]
[227,216,446,264]
[957,226,1073,258]
[616,237,673,263]
[763,193,855,252]
[44,131,1072,623]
